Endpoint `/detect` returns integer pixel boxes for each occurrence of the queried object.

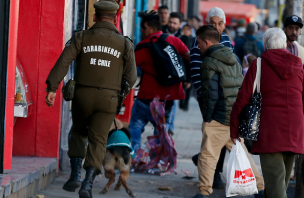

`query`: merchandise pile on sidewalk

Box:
[133,97,177,176]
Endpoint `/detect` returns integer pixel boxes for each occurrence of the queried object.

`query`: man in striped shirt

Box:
[191,7,242,198]
[191,11,234,99]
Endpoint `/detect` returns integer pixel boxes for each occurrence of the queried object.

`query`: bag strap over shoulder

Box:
[135,34,170,52]
[134,43,151,51]
[158,33,169,41]
[253,57,261,94]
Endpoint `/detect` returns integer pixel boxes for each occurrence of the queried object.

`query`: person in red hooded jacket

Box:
[230,28,304,198]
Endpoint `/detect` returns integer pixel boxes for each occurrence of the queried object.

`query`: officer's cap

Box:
[94,0,119,14]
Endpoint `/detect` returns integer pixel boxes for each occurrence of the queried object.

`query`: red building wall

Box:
[13,0,65,159]
[35,0,65,158]
[14,0,41,156]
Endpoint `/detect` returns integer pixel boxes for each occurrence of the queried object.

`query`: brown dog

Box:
[100,128,135,197]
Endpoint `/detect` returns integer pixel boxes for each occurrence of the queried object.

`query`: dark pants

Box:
[260,152,296,198]
[215,147,226,174]
[179,85,192,110]
[68,87,118,173]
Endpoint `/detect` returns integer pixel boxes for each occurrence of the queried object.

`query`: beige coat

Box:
[295,41,304,64]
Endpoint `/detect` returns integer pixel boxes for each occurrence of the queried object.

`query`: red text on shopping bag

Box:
[233,168,255,184]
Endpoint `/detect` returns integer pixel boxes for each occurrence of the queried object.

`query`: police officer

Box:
[45,0,137,197]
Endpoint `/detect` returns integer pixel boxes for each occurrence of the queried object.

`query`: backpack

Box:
[242,37,260,58]
[135,34,186,86]
[234,29,245,41]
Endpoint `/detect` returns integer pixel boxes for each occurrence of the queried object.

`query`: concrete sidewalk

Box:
[36,97,295,198]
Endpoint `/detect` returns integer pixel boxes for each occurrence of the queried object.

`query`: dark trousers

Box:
[68,87,118,173]
[260,152,296,198]
[179,85,192,110]
[215,147,226,174]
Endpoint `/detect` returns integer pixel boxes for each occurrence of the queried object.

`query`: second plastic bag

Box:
[226,141,258,197]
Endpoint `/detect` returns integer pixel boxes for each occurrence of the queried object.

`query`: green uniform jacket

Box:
[46,21,137,92]
[200,44,243,126]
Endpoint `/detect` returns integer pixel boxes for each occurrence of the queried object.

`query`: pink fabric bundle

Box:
[133,97,177,176]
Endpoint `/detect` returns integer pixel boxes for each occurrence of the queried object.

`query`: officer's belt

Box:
[76,84,119,92]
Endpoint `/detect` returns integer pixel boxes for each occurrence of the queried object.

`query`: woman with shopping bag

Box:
[230,28,304,198]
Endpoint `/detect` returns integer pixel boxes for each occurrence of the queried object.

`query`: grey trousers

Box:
[260,152,296,198]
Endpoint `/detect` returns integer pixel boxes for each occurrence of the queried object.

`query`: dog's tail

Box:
[108,146,130,165]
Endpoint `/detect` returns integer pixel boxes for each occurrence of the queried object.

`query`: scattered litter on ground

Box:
[35,195,44,198]
[181,169,195,179]
[158,186,172,191]
[135,180,145,183]
[181,169,191,176]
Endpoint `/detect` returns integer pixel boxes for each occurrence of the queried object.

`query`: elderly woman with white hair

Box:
[230,28,304,198]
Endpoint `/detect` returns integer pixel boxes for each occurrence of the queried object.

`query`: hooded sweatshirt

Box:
[230,49,304,154]
[200,44,243,126]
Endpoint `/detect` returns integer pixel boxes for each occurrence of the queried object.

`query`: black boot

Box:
[78,166,99,198]
[63,157,82,192]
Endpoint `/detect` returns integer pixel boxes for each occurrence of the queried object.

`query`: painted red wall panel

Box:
[5,98,14,168]
[14,0,64,159]
[179,0,187,17]
[35,0,64,158]
[5,0,20,169]
[13,0,42,156]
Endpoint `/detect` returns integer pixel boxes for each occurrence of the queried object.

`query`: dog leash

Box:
[113,119,118,131]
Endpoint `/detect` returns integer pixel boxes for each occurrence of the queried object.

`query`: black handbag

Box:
[239,57,262,141]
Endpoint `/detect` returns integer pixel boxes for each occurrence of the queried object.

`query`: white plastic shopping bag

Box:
[226,141,258,197]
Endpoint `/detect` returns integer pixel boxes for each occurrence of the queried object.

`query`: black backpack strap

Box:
[158,33,169,41]
[135,43,151,51]
[135,34,169,51]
